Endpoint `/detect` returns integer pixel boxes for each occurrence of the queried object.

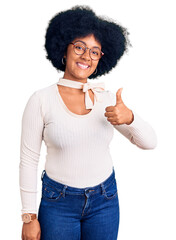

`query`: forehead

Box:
[72,34,101,48]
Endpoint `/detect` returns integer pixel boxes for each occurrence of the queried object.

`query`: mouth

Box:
[76,62,90,70]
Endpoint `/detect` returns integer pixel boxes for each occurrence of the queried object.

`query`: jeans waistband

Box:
[41,167,116,195]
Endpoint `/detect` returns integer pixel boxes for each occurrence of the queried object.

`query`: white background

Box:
[0,0,175,239]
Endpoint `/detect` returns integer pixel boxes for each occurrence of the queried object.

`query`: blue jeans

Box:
[38,167,120,240]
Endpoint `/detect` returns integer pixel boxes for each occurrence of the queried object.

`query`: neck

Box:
[63,73,88,84]
[59,76,86,94]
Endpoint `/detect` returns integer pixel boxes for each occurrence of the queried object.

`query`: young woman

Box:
[20,6,157,240]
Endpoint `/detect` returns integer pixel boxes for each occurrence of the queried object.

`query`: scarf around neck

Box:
[57,78,105,109]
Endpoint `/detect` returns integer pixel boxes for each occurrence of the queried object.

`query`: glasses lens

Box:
[90,47,102,60]
[72,42,103,60]
[74,42,86,55]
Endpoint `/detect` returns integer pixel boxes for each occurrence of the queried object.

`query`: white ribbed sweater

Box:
[19,81,157,214]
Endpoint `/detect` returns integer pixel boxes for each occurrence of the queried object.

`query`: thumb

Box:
[115,88,123,106]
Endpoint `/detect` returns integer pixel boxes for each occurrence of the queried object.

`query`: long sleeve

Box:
[19,91,44,214]
[108,91,157,150]
[113,110,157,149]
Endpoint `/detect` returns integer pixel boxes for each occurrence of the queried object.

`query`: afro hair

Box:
[44,5,132,79]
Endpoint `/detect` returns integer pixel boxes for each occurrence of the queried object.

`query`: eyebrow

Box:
[74,40,101,49]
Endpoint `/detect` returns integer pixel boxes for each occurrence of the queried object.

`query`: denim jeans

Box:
[38,167,120,240]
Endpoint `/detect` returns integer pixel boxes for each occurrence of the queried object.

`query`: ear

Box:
[64,49,67,61]
[62,54,67,66]
[63,46,68,58]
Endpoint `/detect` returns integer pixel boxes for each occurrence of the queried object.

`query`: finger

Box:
[115,88,123,106]
[107,117,114,121]
[107,119,117,125]
[105,106,114,112]
[104,111,115,117]
[37,232,41,240]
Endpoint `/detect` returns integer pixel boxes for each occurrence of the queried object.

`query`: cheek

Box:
[65,55,77,69]
[92,60,99,70]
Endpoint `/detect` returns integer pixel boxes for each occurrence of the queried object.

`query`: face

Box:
[63,34,102,83]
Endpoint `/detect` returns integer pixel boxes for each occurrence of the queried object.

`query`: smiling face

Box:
[63,34,102,83]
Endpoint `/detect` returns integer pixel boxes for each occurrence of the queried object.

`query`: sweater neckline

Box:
[55,83,97,118]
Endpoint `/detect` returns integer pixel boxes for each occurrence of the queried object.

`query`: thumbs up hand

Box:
[104,88,134,125]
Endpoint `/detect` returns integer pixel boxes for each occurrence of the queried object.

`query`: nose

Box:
[81,48,91,61]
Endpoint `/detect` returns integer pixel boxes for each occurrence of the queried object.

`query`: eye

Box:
[92,51,99,55]
[91,48,101,56]
[75,45,83,50]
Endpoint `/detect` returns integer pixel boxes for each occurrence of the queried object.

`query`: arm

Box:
[106,90,157,150]
[19,91,44,214]
[113,110,157,149]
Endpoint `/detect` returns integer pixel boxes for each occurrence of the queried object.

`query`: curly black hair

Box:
[44,5,132,79]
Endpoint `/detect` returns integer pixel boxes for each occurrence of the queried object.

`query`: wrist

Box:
[21,213,37,223]
[126,110,134,125]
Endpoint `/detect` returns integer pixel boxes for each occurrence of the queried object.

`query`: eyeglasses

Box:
[70,41,104,60]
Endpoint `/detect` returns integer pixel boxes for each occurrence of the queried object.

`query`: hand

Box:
[21,218,41,240]
[104,88,134,125]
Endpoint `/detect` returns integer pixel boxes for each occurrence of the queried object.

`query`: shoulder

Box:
[23,83,56,114]
[34,82,56,98]
[28,82,56,102]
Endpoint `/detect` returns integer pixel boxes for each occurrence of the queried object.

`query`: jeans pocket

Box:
[103,179,118,200]
[42,182,63,202]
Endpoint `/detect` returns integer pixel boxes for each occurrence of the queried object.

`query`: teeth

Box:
[77,63,89,69]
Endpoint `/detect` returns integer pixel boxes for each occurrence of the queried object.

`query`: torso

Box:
[57,85,95,115]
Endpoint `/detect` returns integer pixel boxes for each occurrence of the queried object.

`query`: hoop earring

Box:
[62,57,66,65]
[93,68,97,75]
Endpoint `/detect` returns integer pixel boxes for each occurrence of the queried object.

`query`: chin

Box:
[73,72,93,80]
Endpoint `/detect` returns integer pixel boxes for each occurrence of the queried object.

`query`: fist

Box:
[104,88,134,125]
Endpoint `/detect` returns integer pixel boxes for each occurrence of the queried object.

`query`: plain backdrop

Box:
[0,0,175,239]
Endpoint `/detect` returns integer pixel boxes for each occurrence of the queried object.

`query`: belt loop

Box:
[62,185,67,198]
[101,183,106,195]
[41,170,46,181]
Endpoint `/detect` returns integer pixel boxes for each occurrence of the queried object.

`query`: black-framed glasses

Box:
[70,40,104,60]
